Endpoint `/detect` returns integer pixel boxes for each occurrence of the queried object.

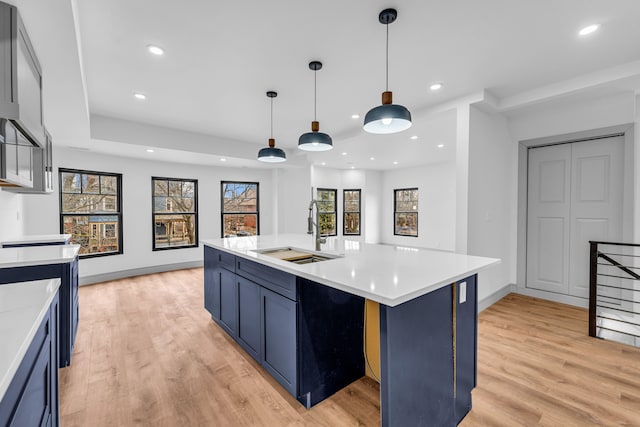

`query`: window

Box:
[317,188,337,236]
[59,168,123,257]
[222,181,259,237]
[343,189,361,235]
[152,177,198,250]
[394,188,418,237]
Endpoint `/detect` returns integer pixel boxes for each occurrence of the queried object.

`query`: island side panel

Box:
[455,275,477,424]
[379,283,455,427]
[298,278,365,407]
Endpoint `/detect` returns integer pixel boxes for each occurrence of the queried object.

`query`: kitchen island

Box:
[203,234,499,427]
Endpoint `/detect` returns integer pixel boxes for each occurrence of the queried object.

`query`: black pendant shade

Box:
[258,91,286,163]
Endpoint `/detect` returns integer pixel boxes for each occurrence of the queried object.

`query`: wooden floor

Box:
[60,268,640,426]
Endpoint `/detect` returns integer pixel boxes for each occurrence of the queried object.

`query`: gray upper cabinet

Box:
[0,1,45,146]
[5,126,53,193]
[0,1,50,191]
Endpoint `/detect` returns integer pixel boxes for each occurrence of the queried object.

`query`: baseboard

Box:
[478,283,515,312]
[79,261,204,286]
[513,287,588,308]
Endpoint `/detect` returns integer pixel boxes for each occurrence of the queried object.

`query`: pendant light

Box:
[257,91,286,163]
[363,8,412,134]
[298,61,333,151]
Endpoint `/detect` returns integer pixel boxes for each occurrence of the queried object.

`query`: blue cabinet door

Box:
[219,269,238,337]
[204,246,221,319]
[0,292,59,427]
[0,257,78,367]
[261,287,297,396]
[237,276,261,361]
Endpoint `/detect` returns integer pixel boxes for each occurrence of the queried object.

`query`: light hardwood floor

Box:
[60,268,640,426]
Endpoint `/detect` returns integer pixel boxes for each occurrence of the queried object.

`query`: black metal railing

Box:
[589,241,640,347]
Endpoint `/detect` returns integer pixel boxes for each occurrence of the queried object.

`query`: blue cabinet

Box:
[260,286,297,396]
[237,276,261,361]
[218,269,237,337]
[204,246,364,408]
[0,291,59,427]
[0,258,79,367]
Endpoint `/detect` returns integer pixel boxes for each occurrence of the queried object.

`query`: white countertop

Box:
[1,234,71,246]
[0,278,61,401]
[0,244,80,269]
[202,234,500,306]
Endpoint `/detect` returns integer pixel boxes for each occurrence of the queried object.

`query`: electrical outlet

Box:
[459,282,467,304]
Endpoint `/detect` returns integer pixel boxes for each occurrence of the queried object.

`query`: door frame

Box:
[516,123,635,307]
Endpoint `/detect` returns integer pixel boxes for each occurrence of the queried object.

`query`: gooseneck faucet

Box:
[308,199,326,251]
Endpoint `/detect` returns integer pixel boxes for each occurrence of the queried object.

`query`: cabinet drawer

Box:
[208,247,235,272]
[236,257,297,301]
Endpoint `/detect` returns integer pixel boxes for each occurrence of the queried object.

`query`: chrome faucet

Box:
[308,199,326,251]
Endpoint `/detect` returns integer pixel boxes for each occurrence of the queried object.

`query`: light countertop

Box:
[1,234,72,246]
[202,234,500,306]
[0,244,80,269]
[0,278,61,401]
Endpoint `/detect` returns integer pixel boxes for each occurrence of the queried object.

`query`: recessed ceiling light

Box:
[429,83,443,91]
[370,157,375,160]
[437,144,444,148]
[146,149,154,153]
[410,135,418,140]
[351,114,360,119]
[342,152,347,156]
[147,45,165,56]
[321,162,326,166]
[393,161,398,165]
[134,93,146,100]
[579,24,599,36]
[220,158,227,162]
[351,166,355,169]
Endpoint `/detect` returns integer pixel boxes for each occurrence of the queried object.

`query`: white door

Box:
[527,144,572,294]
[527,136,624,298]
[569,137,623,298]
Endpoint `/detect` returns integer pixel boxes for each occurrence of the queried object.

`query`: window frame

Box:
[59,168,123,259]
[152,176,199,251]
[317,188,338,237]
[221,181,260,238]
[393,187,419,237]
[343,189,361,236]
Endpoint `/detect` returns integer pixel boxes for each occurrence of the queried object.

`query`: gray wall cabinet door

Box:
[260,287,297,396]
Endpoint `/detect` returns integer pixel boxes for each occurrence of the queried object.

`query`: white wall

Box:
[275,167,311,234]
[21,147,275,280]
[468,106,517,302]
[380,162,456,250]
[0,191,25,242]
[363,170,382,244]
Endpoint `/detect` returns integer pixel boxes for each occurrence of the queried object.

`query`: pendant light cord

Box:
[385,22,389,91]
[270,97,274,138]
[314,69,317,121]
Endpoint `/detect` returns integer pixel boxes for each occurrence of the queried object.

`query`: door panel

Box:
[527,136,624,299]
[536,218,566,286]
[527,144,571,294]
[569,137,623,298]
[237,277,261,361]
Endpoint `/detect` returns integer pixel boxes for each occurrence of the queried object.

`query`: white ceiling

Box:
[13,0,640,169]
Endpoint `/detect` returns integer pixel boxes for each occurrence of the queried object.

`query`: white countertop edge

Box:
[0,244,81,269]
[203,239,500,307]
[0,278,61,402]
[1,234,72,245]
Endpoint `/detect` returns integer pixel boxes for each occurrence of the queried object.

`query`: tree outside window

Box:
[59,169,123,257]
[152,177,198,250]
[343,189,361,235]
[317,188,337,236]
[394,188,418,237]
[221,181,259,237]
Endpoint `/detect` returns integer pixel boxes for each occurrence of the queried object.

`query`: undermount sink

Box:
[253,247,342,264]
